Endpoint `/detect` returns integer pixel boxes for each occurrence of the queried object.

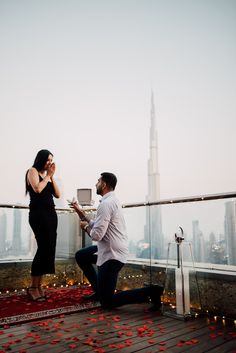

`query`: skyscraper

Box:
[143,91,164,259]
[192,220,205,262]
[0,210,7,256]
[147,91,161,202]
[224,201,236,265]
[11,208,22,256]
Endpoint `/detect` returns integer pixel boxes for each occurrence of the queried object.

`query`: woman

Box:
[25,149,60,301]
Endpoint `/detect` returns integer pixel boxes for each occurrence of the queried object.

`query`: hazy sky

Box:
[0,0,236,206]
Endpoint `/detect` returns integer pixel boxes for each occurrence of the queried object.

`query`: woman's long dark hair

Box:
[25,149,53,195]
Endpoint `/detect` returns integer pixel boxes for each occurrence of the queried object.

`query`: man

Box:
[72,172,163,310]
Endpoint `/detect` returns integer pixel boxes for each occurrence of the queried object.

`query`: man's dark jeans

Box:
[75,245,162,309]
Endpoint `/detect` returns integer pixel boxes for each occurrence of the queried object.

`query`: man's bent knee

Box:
[75,249,86,265]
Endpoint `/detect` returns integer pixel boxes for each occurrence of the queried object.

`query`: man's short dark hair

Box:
[101,172,117,190]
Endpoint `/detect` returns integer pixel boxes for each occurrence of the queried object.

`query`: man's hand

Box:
[80,221,88,230]
[71,201,87,221]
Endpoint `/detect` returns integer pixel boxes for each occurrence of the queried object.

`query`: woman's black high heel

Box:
[27,287,45,302]
[38,286,49,299]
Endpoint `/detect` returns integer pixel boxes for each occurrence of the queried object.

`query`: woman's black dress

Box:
[28,176,58,276]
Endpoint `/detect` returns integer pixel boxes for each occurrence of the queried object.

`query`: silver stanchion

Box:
[162,227,201,320]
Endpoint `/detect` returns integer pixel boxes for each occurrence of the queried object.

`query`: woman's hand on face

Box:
[47,163,56,178]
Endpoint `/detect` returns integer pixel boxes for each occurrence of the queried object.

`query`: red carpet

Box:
[0,286,100,325]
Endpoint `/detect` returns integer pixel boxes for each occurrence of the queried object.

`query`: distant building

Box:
[142,92,164,259]
[11,208,22,256]
[207,231,226,264]
[0,210,7,255]
[192,220,205,262]
[224,201,236,265]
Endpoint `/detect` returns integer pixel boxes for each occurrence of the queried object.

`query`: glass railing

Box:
[121,192,236,319]
[123,192,236,272]
[0,192,236,317]
[1,191,236,271]
[0,205,81,261]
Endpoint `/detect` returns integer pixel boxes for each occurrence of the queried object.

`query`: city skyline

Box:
[0,89,234,265]
[1,88,232,263]
[0,198,233,265]
[0,1,236,207]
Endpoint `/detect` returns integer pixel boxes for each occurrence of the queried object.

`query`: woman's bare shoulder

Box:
[27,167,38,177]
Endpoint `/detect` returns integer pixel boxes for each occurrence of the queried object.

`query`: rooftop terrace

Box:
[0,192,236,352]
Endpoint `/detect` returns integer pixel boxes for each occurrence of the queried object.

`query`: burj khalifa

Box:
[143,91,164,259]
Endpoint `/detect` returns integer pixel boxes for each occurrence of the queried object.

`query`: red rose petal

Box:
[68,344,77,349]
[148,340,156,344]
[126,331,133,336]
[210,333,217,338]
[112,316,121,322]
[93,349,106,353]
[191,339,199,343]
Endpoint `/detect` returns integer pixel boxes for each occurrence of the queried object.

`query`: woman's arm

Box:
[27,164,60,198]
[27,167,51,193]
